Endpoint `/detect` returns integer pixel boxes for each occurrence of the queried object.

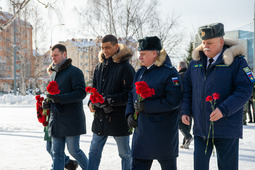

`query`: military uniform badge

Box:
[172,77,180,86]
[243,67,255,83]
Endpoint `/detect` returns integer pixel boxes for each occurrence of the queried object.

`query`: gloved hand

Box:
[103,105,113,113]
[47,94,60,103]
[134,100,144,113]
[42,99,50,109]
[93,97,112,108]
[127,114,137,128]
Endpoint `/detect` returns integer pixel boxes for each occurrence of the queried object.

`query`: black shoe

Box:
[183,137,193,149]
[65,160,78,170]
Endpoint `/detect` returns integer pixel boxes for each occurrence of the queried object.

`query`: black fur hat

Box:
[198,23,225,40]
[138,36,162,51]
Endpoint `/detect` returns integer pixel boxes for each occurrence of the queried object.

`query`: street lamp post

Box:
[51,24,65,47]
[13,3,17,95]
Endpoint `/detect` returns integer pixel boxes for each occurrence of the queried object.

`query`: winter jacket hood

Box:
[98,44,133,63]
[192,39,246,65]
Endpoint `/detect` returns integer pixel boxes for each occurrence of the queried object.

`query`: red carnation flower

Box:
[212,93,220,100]
[85,87,93,93]
[35,95,41,100]
[98,95,105,104]
[91,88,97,94]
[205,96,213,102]
[133,81,155,119]
[86,86,105,104]
[47,81,60,95]
[43,122,49,127]
[205,92,220,155]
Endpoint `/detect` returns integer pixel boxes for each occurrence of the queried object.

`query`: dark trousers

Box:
[179,117,192,144]
[248,99,254,122]
[132,157,177,170]
[194,136,239,170]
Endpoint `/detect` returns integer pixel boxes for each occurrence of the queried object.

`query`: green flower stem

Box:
[205,121,212,155]
[212,121,215,156]
[205,100,215,155]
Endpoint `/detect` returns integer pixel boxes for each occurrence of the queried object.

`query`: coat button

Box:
[102,79,105,82]
[98,133,100,135]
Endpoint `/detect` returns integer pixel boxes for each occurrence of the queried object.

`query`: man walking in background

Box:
[177,61,193,149]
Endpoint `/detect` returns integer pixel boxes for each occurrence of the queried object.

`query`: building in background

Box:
[33,49,52,93]
[59,36,139,85]
[0,11,34,94]
[61,37,101,85]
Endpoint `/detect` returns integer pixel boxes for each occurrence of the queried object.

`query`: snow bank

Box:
[0,94,38,105]
[0,94,90,106]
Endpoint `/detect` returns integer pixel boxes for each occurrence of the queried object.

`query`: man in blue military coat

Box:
[126,36,181,170]
[181,23,254,170]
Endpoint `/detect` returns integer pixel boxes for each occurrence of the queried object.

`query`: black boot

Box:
[65,160,78,170]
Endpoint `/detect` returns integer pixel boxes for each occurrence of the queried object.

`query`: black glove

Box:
[134,100,144,113]
[42,99,50,109]
[93,97,111,108]
[47,94,60,103]
[127,114,137,128]
[93,97,113,113]
[103,105,113,113]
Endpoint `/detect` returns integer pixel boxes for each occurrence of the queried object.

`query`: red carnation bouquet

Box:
[43,81,60,115]
[134,81,155,120]
[35,95,48,126]
[205,92,220,155]
[47,81,60,95]
[85,87,104,104]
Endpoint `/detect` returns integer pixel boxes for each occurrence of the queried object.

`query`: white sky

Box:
[0,0,254,55]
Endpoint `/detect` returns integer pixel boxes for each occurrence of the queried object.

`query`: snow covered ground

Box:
[0,94,254,170]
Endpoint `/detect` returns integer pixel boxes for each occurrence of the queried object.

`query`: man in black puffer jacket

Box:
[88,35,135,170]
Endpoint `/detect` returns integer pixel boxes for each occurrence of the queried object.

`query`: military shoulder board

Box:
[164,64,174,69]
[243,67,255,83]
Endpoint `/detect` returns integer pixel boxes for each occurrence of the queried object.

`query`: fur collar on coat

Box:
[47,58,72,75]
[155,49,168,67]
[98,44,133,63]
[192,39,246,65]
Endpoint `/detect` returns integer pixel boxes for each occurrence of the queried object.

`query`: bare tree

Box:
[76,0,183,62]
[1,0,65,94]
[77,0,158,40]
[0,0,64,32]
[0,0,31,32]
